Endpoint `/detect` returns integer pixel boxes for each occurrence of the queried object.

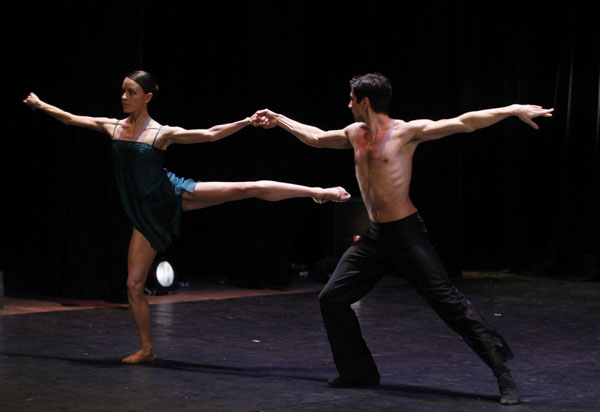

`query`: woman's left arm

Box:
[161,114,258,145]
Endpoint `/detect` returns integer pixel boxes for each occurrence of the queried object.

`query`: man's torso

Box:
[348,119,419,222]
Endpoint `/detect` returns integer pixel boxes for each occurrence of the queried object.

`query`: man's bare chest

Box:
[353,140,416,185]
[353,131,405,166]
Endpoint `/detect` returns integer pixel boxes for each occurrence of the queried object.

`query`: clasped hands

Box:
[247,109,279,128]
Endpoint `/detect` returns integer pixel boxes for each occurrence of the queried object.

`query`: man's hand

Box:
[513,104,554,130]
[254,109,279,129]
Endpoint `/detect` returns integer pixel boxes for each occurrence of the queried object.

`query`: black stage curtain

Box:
[4,2,599,300]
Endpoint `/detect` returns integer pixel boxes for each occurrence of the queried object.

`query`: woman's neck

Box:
[128,109,150,127]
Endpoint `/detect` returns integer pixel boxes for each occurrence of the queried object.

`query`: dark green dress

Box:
[112,121,196,252]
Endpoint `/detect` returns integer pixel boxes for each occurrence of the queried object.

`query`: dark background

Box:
[4,2,599,300]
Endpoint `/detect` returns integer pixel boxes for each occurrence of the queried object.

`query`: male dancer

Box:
[255,73,553,405]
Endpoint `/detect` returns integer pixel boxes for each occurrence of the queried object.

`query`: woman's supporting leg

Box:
[182,180,349,210]
[122,227,157,364]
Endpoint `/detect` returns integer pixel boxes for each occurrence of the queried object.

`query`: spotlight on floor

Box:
[145,258,178,296]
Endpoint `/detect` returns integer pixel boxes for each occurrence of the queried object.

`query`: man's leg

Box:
[319,237,384,386]
[394,228,520,404]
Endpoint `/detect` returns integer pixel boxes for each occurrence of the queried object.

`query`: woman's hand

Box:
[246,112,261,127]
[313,186,351,203]
[23,92,42,110]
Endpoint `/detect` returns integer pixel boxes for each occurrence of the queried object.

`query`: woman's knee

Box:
[127,281,144,297]
[126,270,146,297]
[236,181,267,198]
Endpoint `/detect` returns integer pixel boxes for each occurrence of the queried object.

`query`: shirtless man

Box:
[255,73,553,405]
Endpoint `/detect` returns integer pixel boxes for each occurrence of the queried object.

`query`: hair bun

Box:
[127,70,159,101]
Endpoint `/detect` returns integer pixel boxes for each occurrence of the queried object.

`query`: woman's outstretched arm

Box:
[23,92,117,135]
[159,114,260,145]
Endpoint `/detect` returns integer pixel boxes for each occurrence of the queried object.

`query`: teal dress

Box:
[112,121,196,252]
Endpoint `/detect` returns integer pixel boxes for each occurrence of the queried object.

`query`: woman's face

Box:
[121,77,151,113]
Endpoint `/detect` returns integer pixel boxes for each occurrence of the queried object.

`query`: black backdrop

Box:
[4,2,599,300]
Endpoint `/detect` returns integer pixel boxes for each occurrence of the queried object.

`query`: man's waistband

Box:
[368,212,424,233]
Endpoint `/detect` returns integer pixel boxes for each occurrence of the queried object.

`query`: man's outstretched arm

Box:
[255,109,353,149]
[412,104,553,142]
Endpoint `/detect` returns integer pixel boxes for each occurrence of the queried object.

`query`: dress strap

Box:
[152,125,162,147]
[112,120,120,138]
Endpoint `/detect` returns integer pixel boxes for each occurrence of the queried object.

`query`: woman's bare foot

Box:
[313,186,351,203]
[121,348,156,364]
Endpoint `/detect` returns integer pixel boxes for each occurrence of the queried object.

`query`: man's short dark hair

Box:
[349,73,392,114]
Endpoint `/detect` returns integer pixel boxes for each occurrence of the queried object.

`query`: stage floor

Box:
[1,273,599,411]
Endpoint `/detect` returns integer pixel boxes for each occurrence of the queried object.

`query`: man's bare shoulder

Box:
[344,122,366,141]
[345,121,366,131]
[401,118,435,130]
[393,119,431,142]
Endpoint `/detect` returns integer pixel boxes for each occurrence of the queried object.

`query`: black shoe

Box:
[327,372,380,388]
[497,372,521,405]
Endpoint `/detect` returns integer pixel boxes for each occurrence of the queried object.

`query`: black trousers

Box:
[318,212,514,381]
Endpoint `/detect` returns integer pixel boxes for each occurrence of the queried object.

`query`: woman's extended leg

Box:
[122,227,157,364]
[182,180,350,210]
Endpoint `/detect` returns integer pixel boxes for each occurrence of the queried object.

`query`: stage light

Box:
[156,261,174,288]
[145,258,178,296]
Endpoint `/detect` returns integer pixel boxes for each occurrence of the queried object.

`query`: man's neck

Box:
[364,112,393,139]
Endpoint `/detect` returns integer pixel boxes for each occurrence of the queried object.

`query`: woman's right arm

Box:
[23,92,117,135]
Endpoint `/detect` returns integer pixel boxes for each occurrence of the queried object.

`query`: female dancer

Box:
[23,70,350,363]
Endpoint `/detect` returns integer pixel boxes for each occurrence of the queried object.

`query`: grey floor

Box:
[1,275,599,411]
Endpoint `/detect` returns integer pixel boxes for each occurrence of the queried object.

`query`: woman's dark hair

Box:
[349,73,392,114]
[127,70,160,101]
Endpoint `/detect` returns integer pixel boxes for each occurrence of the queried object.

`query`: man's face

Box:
[348,89,365,122]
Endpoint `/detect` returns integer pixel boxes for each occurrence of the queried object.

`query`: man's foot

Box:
[497,372,521,405]
[121,348,156,364]
[327,372,380,388]
[313,187,351,204]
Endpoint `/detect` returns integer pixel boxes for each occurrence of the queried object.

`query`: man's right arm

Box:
[255,109,353,149]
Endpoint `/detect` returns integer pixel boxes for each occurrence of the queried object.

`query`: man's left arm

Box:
[412,104,553,142]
